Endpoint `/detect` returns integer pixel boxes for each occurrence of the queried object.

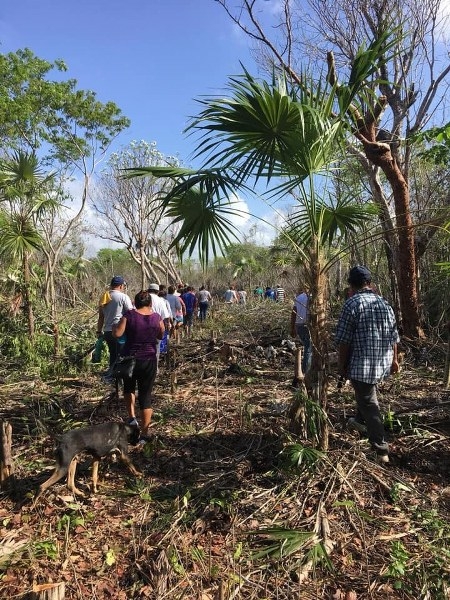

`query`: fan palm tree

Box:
[124,34,392,448]
[0,151,56,337]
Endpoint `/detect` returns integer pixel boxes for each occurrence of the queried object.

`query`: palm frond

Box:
[122,166,255,266]
[287,196,378,248]
[336,27,401,117]
[249,527,317,560]
[0,214,43,258]
[165,186,241,267]
[188,71,342,183]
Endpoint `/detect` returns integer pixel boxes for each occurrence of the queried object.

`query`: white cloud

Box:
[60,179,280,258]
[227,193,251,228]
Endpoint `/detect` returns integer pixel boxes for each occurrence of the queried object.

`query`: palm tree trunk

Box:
[22,252,34,339]
[288,246,331,450]
[308,247,330,450]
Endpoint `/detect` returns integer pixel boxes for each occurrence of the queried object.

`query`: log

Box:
[0,421,15,491]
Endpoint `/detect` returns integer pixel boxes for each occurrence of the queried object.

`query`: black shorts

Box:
[184,311,194,326]
[123,358,157,409]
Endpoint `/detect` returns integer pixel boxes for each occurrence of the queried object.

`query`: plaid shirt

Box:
[335,289,400,384]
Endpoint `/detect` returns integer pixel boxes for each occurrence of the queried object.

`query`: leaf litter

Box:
[0,302,449,599]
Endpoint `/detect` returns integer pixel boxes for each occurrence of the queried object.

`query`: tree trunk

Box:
[139,240,146,290]
[351,130,403,320]
[361,137,424,339]
[445,324,450,389]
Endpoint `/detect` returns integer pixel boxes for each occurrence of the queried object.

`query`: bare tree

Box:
[216,0,450,338]
[91,141,183,288]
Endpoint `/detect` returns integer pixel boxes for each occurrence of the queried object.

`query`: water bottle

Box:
[92,335,104,363]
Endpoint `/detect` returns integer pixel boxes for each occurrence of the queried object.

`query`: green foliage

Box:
[208,489,239,515]
[388,482,412,504]
[125,32,393,269]
[0,305,96,379]
[165,185,241,264]
[30,539,59,561]
[56,512,86,533]
[249,526,316,560]
[383,408,419,434]
[332,500,379,524]
[122,478,152,502]
[0,330,53,372]
[385,541,410,590]
[335,28,400,117]
[279,442,324,473]
[292,390,328,444]
[381,507,450,596]
[286,194,379,249]
[0,48,130,160]
[415,122,450,165]
[167,545,185,576]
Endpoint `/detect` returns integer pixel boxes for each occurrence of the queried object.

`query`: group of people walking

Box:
[252,285,285,301]
[96,279,214,442]
[96,266,400,463]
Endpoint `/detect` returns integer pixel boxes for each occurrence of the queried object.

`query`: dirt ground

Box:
[1,303,449,599]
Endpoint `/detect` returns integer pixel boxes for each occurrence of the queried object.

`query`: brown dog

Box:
[32,421,141,506]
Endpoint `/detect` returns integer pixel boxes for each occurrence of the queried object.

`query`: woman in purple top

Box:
[113,290,165,441]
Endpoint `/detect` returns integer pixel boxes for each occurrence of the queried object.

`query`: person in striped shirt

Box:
[275,285,285,302]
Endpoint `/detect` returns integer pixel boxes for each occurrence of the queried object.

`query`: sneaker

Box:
[347,417,367,434]
[128,418,139,427]
[101,375,115,385]
[138,435,152,445]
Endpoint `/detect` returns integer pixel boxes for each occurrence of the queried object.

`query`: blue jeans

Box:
[295,324,311,375]
[351,379,389,454]
[199,301,209,321]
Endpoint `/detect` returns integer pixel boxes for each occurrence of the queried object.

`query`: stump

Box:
[291,347,304,388]
[289,349,308,436]
[0,421,15,491]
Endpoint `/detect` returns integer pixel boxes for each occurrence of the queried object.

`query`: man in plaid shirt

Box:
[335,265,400,464]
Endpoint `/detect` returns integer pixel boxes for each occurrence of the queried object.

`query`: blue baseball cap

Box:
[111,275,125,287]
[348,265,371,285]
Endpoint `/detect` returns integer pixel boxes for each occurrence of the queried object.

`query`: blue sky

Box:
[0,0,284,246]
[0,0,257,160]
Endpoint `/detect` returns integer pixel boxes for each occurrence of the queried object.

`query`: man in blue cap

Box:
[97,276,133,383]
[335,265,400,464]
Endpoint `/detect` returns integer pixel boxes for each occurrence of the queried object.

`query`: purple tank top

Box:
[122,310,161,360]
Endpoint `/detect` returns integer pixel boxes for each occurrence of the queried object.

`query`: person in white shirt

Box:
[97,275,133,383]
[238,289,247,304]
[197,286,212,321]
[148,283,172,362]
[224,285,238,304]
[166,285,184,335]
[147,283,171,322]
[275,285,285,302]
